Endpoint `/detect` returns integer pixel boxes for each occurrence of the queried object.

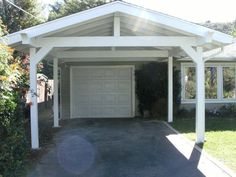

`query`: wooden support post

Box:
[168,56,173,123]
[181,45,205,143]
[29,46,52,149]
[29,48,39,149]
[195,47,205,143]
[53,58,59,127]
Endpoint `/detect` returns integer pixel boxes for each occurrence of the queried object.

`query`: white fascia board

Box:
[3,1,233,46]
[0,33,21,45]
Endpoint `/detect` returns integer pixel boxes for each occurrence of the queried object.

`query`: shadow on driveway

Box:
[27,119,229,177]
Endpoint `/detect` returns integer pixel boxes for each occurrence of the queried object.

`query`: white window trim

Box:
[181,62,236,103]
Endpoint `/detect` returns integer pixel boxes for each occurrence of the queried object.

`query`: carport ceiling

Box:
[50,13,192,37]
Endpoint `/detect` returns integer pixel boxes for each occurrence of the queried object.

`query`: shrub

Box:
[218,104,236,117]
[135,62,181,118]
[0,24,28,176]
[0,93,27,177]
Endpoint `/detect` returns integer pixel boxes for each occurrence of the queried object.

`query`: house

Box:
[179,40,236,111]
[1,1,233,149]
[36,73,53,104]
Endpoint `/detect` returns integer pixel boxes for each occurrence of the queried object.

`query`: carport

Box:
[3,1,232,149]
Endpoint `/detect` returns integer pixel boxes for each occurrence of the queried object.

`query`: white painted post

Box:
[195,47,205,143]
[168,56,173,122]
[53,58,59,127]
[29,48,39,149]
[181,45,206,144]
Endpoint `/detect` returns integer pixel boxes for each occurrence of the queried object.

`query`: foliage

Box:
[173,69,181,106]
[184,66,236,100]
[0,94,27,177]
[0,0,45,33]
[205,67,217,99]
[48,0,109,20]
[201,19,236,36]
[39,60,53,79]
[218,104,236,117]
[0,20,28,177]
[135,62,181,117]
[184,67,196,99]
[232,20,236,36]
[201,20,234,35]
[223,67,235,98]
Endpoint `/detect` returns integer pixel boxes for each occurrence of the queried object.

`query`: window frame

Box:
[181,63,236,104]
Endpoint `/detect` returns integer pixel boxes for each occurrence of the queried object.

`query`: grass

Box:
[171,117,236,172]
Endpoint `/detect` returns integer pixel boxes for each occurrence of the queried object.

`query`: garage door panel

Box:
[78,95,89,104]
[90,80,103,92]
[74,69,90,79]
[90,94,103,104]
[118,68,131,79]
[89,106,102,117]
[103,94,116,105]
[118,80,131,91]
[102,107,115,116]
[104,69,118,79]
[90,69,104,79]
[72,105,89,117]
[103,80,117,91]
[74,81,89,92]
[71,66,133,118]
[117,94,131,104]
[117,107,131,116]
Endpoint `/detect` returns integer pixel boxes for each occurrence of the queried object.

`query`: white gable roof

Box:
[2,1,233,47]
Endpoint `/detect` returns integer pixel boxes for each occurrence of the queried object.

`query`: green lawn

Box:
[171,118,236,172]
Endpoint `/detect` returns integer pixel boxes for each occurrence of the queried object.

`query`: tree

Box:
[232,20,236,36]
[201,21,234,35]
[0,0,45,33]
[48,0,109,20]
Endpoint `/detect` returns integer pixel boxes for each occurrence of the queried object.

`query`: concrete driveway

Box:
[27,119,232,177]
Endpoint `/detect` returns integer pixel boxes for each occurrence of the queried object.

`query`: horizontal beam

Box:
[59,57,165,63]
[54,50,168,58]
[32,36,199,47]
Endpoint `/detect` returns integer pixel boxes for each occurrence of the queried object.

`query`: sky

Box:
[40,0,236,23]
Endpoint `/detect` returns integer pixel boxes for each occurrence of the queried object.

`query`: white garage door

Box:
[70,66,134,118]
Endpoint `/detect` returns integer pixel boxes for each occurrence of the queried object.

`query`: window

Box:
[181,63,236,102]
[205,67,217,99]
[184,67,196,99]
[223,67,236,99]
